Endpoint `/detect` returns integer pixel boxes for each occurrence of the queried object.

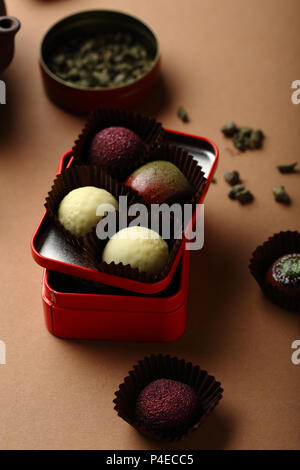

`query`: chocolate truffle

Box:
[88,127,143,175]
[266,253,300,293]
[102,226,169,275]
[58,186,118,237]
[125,160,193,205]
[135,379,199,435]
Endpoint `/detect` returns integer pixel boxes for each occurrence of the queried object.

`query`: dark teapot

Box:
[0,0,20,73]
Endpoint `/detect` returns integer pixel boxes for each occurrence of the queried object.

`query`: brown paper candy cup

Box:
[113,354,223,441]
[126,142,207,208]
[249,231,300,311]
[44,164,138,251]
[82,216,181,284]
[72,108,164,177]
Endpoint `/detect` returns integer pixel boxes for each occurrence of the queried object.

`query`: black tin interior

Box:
[48,259,182,297]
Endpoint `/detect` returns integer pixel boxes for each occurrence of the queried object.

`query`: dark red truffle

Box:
[88,126,143,176]
[135,378,199,435]
[266,253,300,294]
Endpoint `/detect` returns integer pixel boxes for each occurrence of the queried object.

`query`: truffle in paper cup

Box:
[72,108,164,178]
[125,142,206,208]
[249,231,300,312]
[82,216,179,284]
[113,354,223,441]
[44,164,137,250]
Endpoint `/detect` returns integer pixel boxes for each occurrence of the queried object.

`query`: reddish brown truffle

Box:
[266,253,300,294]
[88,126,143,175]
[125,160,193,205]
[135,378,199,435]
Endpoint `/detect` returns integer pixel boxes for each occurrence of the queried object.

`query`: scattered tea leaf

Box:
[249,129,264,149]
[235,189,254,204]
[277,162,298,174]
[224,170,241,186]
[177,106,189,123]
[221,121,237,137]
[233,127,252,152]
[228,184,245,199]
[221,122,264,152]
[239,127,252,136]
[272,185,291,205]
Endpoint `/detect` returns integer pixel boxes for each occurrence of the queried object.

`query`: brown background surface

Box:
[0,0,299,450]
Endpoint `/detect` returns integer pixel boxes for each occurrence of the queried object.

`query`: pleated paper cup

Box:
[125,142,207,207]
[72,108,164,178]
[45,164,138,250]
[82,217,181,284]
[249,231,300,312]
[113,354,223,441]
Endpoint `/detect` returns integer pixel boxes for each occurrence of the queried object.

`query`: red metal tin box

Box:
[31,129,218,294]
[41,249,190,341]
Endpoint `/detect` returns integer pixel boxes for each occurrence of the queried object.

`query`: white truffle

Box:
[58,186,118,237]
[102,226,169,275]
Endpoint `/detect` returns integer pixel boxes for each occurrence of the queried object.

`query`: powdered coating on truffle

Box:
[135,378,199,435]
[266,253,300,292]
[102,226,169,276]
[88,126,143,174]
[58,186,118,237]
